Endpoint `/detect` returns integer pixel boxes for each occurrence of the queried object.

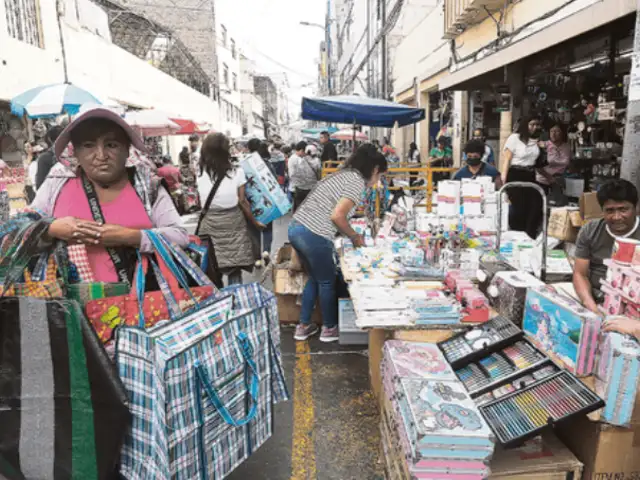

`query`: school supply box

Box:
[522,286,602,376]
[595,330,640,427]
[240,153,292,224]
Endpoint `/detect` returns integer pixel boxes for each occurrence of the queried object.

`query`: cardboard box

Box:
[490,433,582,479]
[273,245,308,295]
[548,207,583,242]
[580,192,604,222]
[276,294,322,325]
[557,416,640,480]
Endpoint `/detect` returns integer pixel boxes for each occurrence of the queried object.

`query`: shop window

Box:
[231,39,236,59]
[233,73,238,92]
[5,0,44,48]
[221,25,227,48]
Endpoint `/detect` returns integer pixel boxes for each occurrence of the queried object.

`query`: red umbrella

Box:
[170,118,211,135]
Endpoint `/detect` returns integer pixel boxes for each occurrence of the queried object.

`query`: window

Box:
[221,25,227,47]
[231,39,236,59]
[232,73,238,92]
[5,0,43,48]
[223,63,229,86]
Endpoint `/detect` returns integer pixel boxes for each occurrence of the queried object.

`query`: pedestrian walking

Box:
[35,125,63,189]
[23,141,39,203]
[289,143,388,343]
[248,138,274,261]
[289,141,321,211]
[197,133,265,286]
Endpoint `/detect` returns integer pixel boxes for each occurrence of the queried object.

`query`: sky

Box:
[216,0,327,122]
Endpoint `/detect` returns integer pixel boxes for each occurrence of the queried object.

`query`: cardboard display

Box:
[275,294,322,325]
[490,433,583,479]
[548,207,583,243]
[273,245,308,295]
[580,192,604,222]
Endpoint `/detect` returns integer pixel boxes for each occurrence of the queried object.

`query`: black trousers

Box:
[293,188,311,211]
[506,167,543,239]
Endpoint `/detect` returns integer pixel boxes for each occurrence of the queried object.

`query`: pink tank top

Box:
[53,178,153,282]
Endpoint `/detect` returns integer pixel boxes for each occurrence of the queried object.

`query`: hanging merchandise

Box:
[0,297,131,480]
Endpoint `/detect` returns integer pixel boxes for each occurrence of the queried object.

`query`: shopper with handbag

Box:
[196,133,265,286]
[289,144,388,343]
[30,106,188,284]
[289,141,322,211]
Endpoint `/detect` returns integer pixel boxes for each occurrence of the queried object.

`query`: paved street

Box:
[186,213,383,479]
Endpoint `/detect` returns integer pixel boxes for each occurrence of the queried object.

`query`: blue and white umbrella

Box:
[11,83,102,118]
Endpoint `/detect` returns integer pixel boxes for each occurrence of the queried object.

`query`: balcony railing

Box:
[444,0,508,39]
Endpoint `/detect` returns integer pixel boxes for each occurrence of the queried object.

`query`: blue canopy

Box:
[301,95,425,128]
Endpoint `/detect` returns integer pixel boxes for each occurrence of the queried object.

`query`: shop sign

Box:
[598,102,616,121]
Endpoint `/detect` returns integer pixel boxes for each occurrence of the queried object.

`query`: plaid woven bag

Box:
[116,283,287,480]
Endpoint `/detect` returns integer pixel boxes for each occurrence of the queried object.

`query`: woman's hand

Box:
[603,316,640,340]
[254,220,267,230]
[351,234,365,248]
[49,217,101,245]
[94,224,141,248]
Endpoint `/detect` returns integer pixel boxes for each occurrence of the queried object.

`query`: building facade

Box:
[217,21,243,138]
[254,75,279,139]
[393,0,636,173]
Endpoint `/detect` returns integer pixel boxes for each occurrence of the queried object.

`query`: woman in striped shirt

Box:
[289,144,388,343]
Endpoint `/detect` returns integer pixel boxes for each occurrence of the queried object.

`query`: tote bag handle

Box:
[194,332,259,427]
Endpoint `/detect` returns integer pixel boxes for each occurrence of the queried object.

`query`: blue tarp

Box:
[301,95,426,128]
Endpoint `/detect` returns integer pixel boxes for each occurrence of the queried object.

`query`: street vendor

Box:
[573,179,640,313]
[453,139,502,188]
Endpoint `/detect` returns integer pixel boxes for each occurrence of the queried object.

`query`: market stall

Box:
[292,173,640,479]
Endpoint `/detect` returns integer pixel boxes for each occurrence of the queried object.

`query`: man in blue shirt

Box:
[453,139,502,188]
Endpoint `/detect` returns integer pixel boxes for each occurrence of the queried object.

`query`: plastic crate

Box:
[339,299,368,345]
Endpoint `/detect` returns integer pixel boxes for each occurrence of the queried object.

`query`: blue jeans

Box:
[288,221,337,328]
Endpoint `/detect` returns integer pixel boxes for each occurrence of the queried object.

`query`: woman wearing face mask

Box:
[501,116,544,239]
[536,123,570,194]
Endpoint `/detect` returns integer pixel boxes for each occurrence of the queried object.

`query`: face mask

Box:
[530,130,541,139]
[467,157,482,167]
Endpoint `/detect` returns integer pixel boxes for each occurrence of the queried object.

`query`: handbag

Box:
[0,296,131,480]
[195,172,227,289]
[116,282,288,480]
[0,218,64,299]
[85,232,218,343]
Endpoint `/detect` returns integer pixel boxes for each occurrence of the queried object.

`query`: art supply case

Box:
[476,255,516,296]
[479,371,604,448]
[596,331,640,427]
[438,316,522,369]
[523,286,602,375]
[487,271,544,326]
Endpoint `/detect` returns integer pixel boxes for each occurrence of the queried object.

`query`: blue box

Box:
[240,153,292,224]
[596,331,640,426]
[523,286,601,376]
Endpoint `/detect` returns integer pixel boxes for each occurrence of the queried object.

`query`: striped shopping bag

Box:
[0,297,131,480]
[116,283,288,480]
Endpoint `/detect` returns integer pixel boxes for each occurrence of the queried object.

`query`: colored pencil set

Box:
[480,371,603,446]
[456,341,548,394]
[439,316,521,368]
[440,317,604,447]
[381,340,495,478]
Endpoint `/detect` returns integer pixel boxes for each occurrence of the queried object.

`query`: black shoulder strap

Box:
[195,171,226,235]
[79,170,130,285]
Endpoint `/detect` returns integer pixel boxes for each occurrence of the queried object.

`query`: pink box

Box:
[601,284,625,316]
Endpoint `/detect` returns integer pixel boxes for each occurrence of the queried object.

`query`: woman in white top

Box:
[197,133,264,285]
[501,116,543,238]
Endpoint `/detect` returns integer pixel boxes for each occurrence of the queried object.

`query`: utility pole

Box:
[366,0,372,95]
[55,0,69,83]
[326,0,332,95]
[621,7,640,188]
[381,0,387,100]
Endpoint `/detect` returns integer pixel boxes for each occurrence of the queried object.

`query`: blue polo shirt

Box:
[453,163,500,181]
